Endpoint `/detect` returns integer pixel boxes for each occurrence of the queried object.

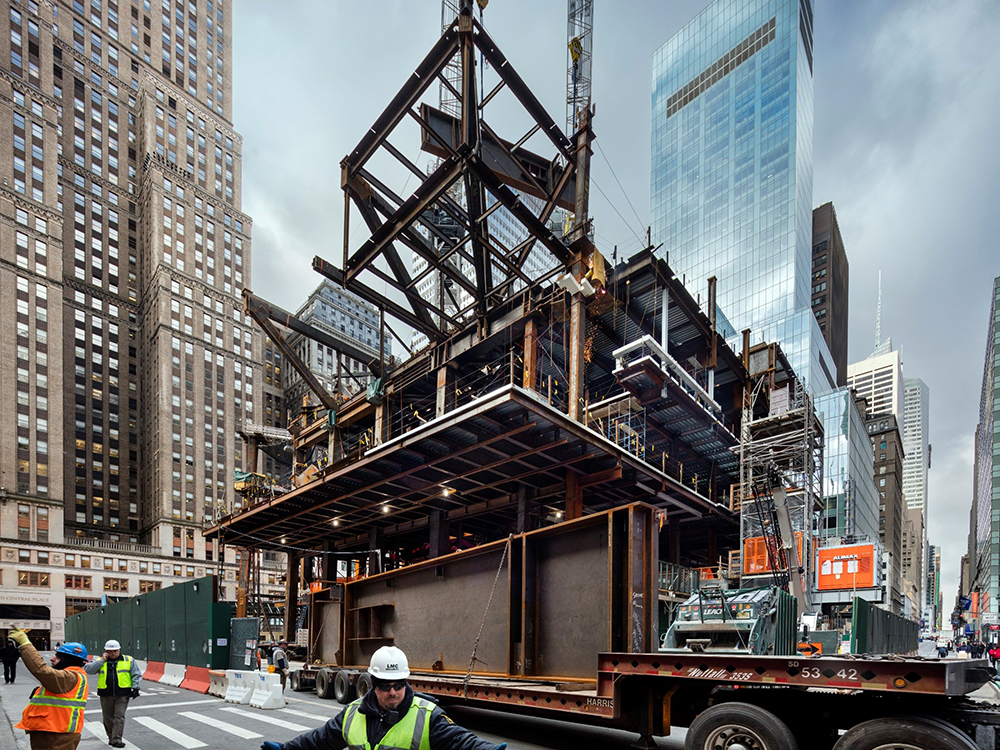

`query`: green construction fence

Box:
[65,576,231,669]
[850,596,919,655]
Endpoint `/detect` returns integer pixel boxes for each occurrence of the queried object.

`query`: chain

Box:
[462,534,512,699]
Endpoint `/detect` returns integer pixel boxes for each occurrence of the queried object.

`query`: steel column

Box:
[284,549,299,643]
[522,318,538,392]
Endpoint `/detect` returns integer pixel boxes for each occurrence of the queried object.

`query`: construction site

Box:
[196,4,1000,749]
[203,0,822,625]
[198,0,909,643]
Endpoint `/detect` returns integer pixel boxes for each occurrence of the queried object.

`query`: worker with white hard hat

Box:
[83,638,141,747]
[261,645,506,750]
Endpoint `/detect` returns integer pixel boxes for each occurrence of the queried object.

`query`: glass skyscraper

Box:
[651,0,836,390]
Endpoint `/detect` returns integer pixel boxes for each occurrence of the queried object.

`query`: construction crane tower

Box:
[566,0,594,135]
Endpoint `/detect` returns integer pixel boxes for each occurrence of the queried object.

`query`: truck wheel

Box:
[833,717,976,750]
[289,670,300,692]
[356,672,372,699]
[315,668,336,700]
[685,702,798,750]
[333,670,355,703]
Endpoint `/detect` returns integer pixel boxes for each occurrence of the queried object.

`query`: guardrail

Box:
[658,561,700,596]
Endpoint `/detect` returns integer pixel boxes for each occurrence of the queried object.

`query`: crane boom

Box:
[772,484,809,615]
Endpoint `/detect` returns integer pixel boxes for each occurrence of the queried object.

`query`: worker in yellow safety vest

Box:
[84,639,143,747]
[9,629,89,750]
[260,646,506,750]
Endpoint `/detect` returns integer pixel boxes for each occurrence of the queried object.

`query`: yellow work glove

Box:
[9,630,30,648]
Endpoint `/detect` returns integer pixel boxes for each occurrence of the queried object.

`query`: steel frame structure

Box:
[339,2,581,340]
[736,342,824,605]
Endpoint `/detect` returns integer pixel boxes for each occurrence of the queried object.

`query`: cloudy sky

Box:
[232,0,1000,613]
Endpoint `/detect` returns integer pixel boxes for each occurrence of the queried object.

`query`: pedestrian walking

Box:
[990,645,1000,668]
[260,646,506,750]
[83,639,142,748]
[2,638,20,683]
[272,639,289,691]
[8,629,88,750]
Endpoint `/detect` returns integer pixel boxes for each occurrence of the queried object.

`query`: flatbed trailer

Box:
[291,504,1000,749]
[303,653,998,749]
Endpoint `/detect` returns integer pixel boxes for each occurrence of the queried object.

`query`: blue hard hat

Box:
[56,642,87,659]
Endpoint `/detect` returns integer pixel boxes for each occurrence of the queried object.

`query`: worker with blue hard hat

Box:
[8,629,89,750]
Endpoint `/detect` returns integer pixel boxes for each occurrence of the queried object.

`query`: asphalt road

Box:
[0,657,684,750]
[6,646,974,749]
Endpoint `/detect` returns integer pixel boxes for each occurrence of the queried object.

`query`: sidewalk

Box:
[0,652,45,750]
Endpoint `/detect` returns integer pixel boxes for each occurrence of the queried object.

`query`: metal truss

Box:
[335,1,582,343]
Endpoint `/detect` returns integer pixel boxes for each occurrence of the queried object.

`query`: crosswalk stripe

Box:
[132,716,207,748]
[83,721,138,748]
[278,708,331,722]
[220,707,311,731]
[128,699,218,710]
[178,711,264,739]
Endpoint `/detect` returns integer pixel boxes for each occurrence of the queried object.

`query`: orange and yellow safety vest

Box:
[16,666,88,734]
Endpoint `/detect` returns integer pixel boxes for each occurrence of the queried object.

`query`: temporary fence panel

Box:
[107,605,122,651]
[850,596,919,655]
[163,584,187,664]
[119,601,134,654]
[146,588,166,662]
[229,617,261,670]
[65,577,229,668]
[773,588,799,656]
[133,596,148,660]
[210,602,232,669]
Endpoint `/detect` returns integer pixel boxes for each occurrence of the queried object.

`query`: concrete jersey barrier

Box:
[143,661,165,683]
[207,670,228,698]
[249,672,284,710]
[180,665,211,694]
[160,662,186,687]
[224,669,254,704]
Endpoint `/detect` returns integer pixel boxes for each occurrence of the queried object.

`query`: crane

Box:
[567,0,594,135]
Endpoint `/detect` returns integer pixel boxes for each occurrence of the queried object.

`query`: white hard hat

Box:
[104,640,121,651]
[368,646,409,680]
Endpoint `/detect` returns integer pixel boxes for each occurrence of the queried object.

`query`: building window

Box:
[17,504,31,540]
[66,575,92,590]
[103,578,128,592]
[36,507,48,542]
[18,571,49,587]
[139,580,161,593]
[80,555,91,569]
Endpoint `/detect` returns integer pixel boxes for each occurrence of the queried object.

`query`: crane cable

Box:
[462,534,512,699]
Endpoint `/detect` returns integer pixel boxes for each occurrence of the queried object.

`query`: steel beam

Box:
[244,291,379,375]
[346,155,465,282]
[466,155,572,264]
[472,20,574,160]
[244,295,338,411]
[343,27,460,177]
[313,257,442,339]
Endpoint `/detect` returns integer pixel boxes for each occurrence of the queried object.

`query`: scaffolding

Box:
[736,343,823,607]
